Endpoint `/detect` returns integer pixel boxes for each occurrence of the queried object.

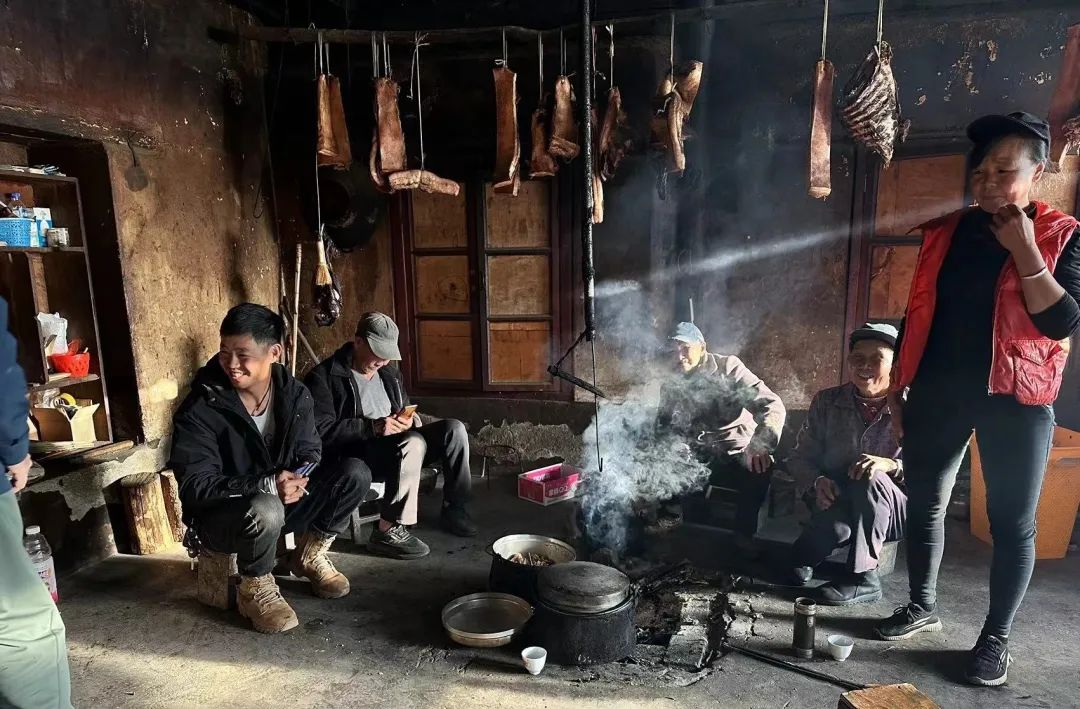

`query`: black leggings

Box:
[904,385,1053,638]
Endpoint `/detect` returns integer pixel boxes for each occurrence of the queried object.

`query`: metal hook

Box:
[501,27,508,67]
[607,23,615,88]
[382,32,391,79]
[669,13,675,76]
[370,31,379,79]
[537,33,544,95]
[560,28,566,75]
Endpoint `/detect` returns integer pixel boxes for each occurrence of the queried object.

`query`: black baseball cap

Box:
[966,111,1050,146]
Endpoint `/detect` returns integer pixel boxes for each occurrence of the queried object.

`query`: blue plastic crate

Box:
[0,218,33,247]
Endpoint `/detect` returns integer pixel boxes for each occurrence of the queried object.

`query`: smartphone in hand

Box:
[396,404,418,422]
[295,461,317,478]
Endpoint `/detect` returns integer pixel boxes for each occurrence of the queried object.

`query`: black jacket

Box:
[304,342,410,460]
[169,358,322,513]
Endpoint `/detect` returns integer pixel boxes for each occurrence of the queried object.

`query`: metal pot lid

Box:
[537,561,631,614]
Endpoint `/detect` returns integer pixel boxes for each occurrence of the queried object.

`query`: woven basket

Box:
[970,427,1080,559]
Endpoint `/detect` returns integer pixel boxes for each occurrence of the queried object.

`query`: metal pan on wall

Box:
[305,162,388,252]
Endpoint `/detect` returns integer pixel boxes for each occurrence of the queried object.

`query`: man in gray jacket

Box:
[656,322,787,548]
[786,323,906,606]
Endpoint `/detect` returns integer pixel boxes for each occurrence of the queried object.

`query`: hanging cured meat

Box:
[598,87,631,181]
[374,77,407,175]
[493,65,521,195]
[808,59,836,199]
[549,75,580,160]
[529,97,559,178]
[838,42,909,167]
[387,169,460,196]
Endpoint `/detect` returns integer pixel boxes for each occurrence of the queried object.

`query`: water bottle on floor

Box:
[24,526,59,602]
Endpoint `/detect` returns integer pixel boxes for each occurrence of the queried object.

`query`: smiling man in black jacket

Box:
[170,304,368,634]
[306,312,476,561]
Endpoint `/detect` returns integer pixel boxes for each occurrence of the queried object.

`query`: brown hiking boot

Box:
[290,531,350,599]
[237,574,298,634]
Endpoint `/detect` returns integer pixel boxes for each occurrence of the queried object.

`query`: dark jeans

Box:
[708,456,773,537]
[342,418,472,525]
[904,386,1054,638]
[792,474,907,574]
[191,461,369,576]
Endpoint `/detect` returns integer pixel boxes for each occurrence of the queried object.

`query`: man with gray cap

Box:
[787,323,906,606]
[656,322,786,550]
[306,312,476,560]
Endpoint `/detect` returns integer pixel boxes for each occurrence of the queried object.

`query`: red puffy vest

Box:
[893,201,1079,405]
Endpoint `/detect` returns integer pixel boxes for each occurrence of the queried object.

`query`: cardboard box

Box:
[517,463,583,506]
[33,402,100,442]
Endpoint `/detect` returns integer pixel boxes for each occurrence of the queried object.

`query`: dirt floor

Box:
[59,477,1079,708]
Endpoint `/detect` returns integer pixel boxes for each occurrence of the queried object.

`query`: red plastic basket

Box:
[48,352,90,377]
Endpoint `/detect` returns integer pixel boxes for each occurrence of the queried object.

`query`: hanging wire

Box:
[875,0,884,49]
[559,28,566,75]
[413,32,428,170]
[537,33,544,95]
[370,31,379,79]
[383,32,392,78]
[590,338,603,472]
[669,13,675,75]
[820,0,830,60]
[501,27,508,67]
[607,23,615,88]
[344,0,351,87]
[312,27,323,241]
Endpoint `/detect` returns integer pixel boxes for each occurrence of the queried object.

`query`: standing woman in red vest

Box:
[876,112,1080,687]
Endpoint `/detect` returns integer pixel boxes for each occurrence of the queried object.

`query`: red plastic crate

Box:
[517,463,583,506]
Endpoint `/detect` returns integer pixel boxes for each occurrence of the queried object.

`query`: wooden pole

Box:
[291,242,302,375]
[159,470,186,544]
[121,472,173,555]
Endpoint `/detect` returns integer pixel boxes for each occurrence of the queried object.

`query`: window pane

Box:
[417,320,473,381]
[868,245,920,320]
[486,255,550,316]
[488,321,551,383]
[1032,155,1078,215]
[412,186,467,249]
[875,155,967,236]
[485,181,550,248]
[415,255,470,314]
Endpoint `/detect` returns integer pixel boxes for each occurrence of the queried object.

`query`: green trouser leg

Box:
[0,491,72,709]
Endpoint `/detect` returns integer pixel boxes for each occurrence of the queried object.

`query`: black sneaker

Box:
[965,633,1012,687]
[818,570,882,606]
[367,524,430,560]
[875,603,943,641]
[440,506,478,537]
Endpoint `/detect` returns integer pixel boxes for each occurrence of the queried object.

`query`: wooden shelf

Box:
[0,168,76,185]
[0,247,84,254]
[28,374,101,394]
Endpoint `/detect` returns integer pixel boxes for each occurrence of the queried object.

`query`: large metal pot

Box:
[488,534,576,604]
[527,594,637,666]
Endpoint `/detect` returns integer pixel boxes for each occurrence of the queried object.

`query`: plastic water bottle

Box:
[24,526,58,602]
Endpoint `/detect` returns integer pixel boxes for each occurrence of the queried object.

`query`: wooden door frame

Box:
[842,136,970,383]
[390,178,575,400]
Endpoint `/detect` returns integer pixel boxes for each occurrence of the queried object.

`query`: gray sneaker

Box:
[367,524,430,560]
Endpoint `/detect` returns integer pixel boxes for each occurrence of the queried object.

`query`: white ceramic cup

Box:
[521,646,547,675]
[827,634,854,661]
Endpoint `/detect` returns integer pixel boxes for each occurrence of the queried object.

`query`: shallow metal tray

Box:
[441,592,534,648]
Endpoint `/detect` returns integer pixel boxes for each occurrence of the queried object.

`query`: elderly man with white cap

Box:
[306,312,476,560]
[656,321,787,554]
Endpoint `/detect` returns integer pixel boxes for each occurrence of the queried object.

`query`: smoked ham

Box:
[548,75,580,160]
[317,74,353,169]
[599,87,631,181]
[529,100,559,178]
[493,66,521,193]
[673,61,703,117]
[839,42,909,167]
[374,77,407,174]
[592,171,604,224]
[388,169,460,196]
[808,58,836,199]
[369,128,392,194]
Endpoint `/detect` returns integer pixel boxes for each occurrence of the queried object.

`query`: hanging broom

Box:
[315,230,332,287]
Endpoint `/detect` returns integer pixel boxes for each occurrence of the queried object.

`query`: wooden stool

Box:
[196,551,238,610]
[839,683,939,708]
